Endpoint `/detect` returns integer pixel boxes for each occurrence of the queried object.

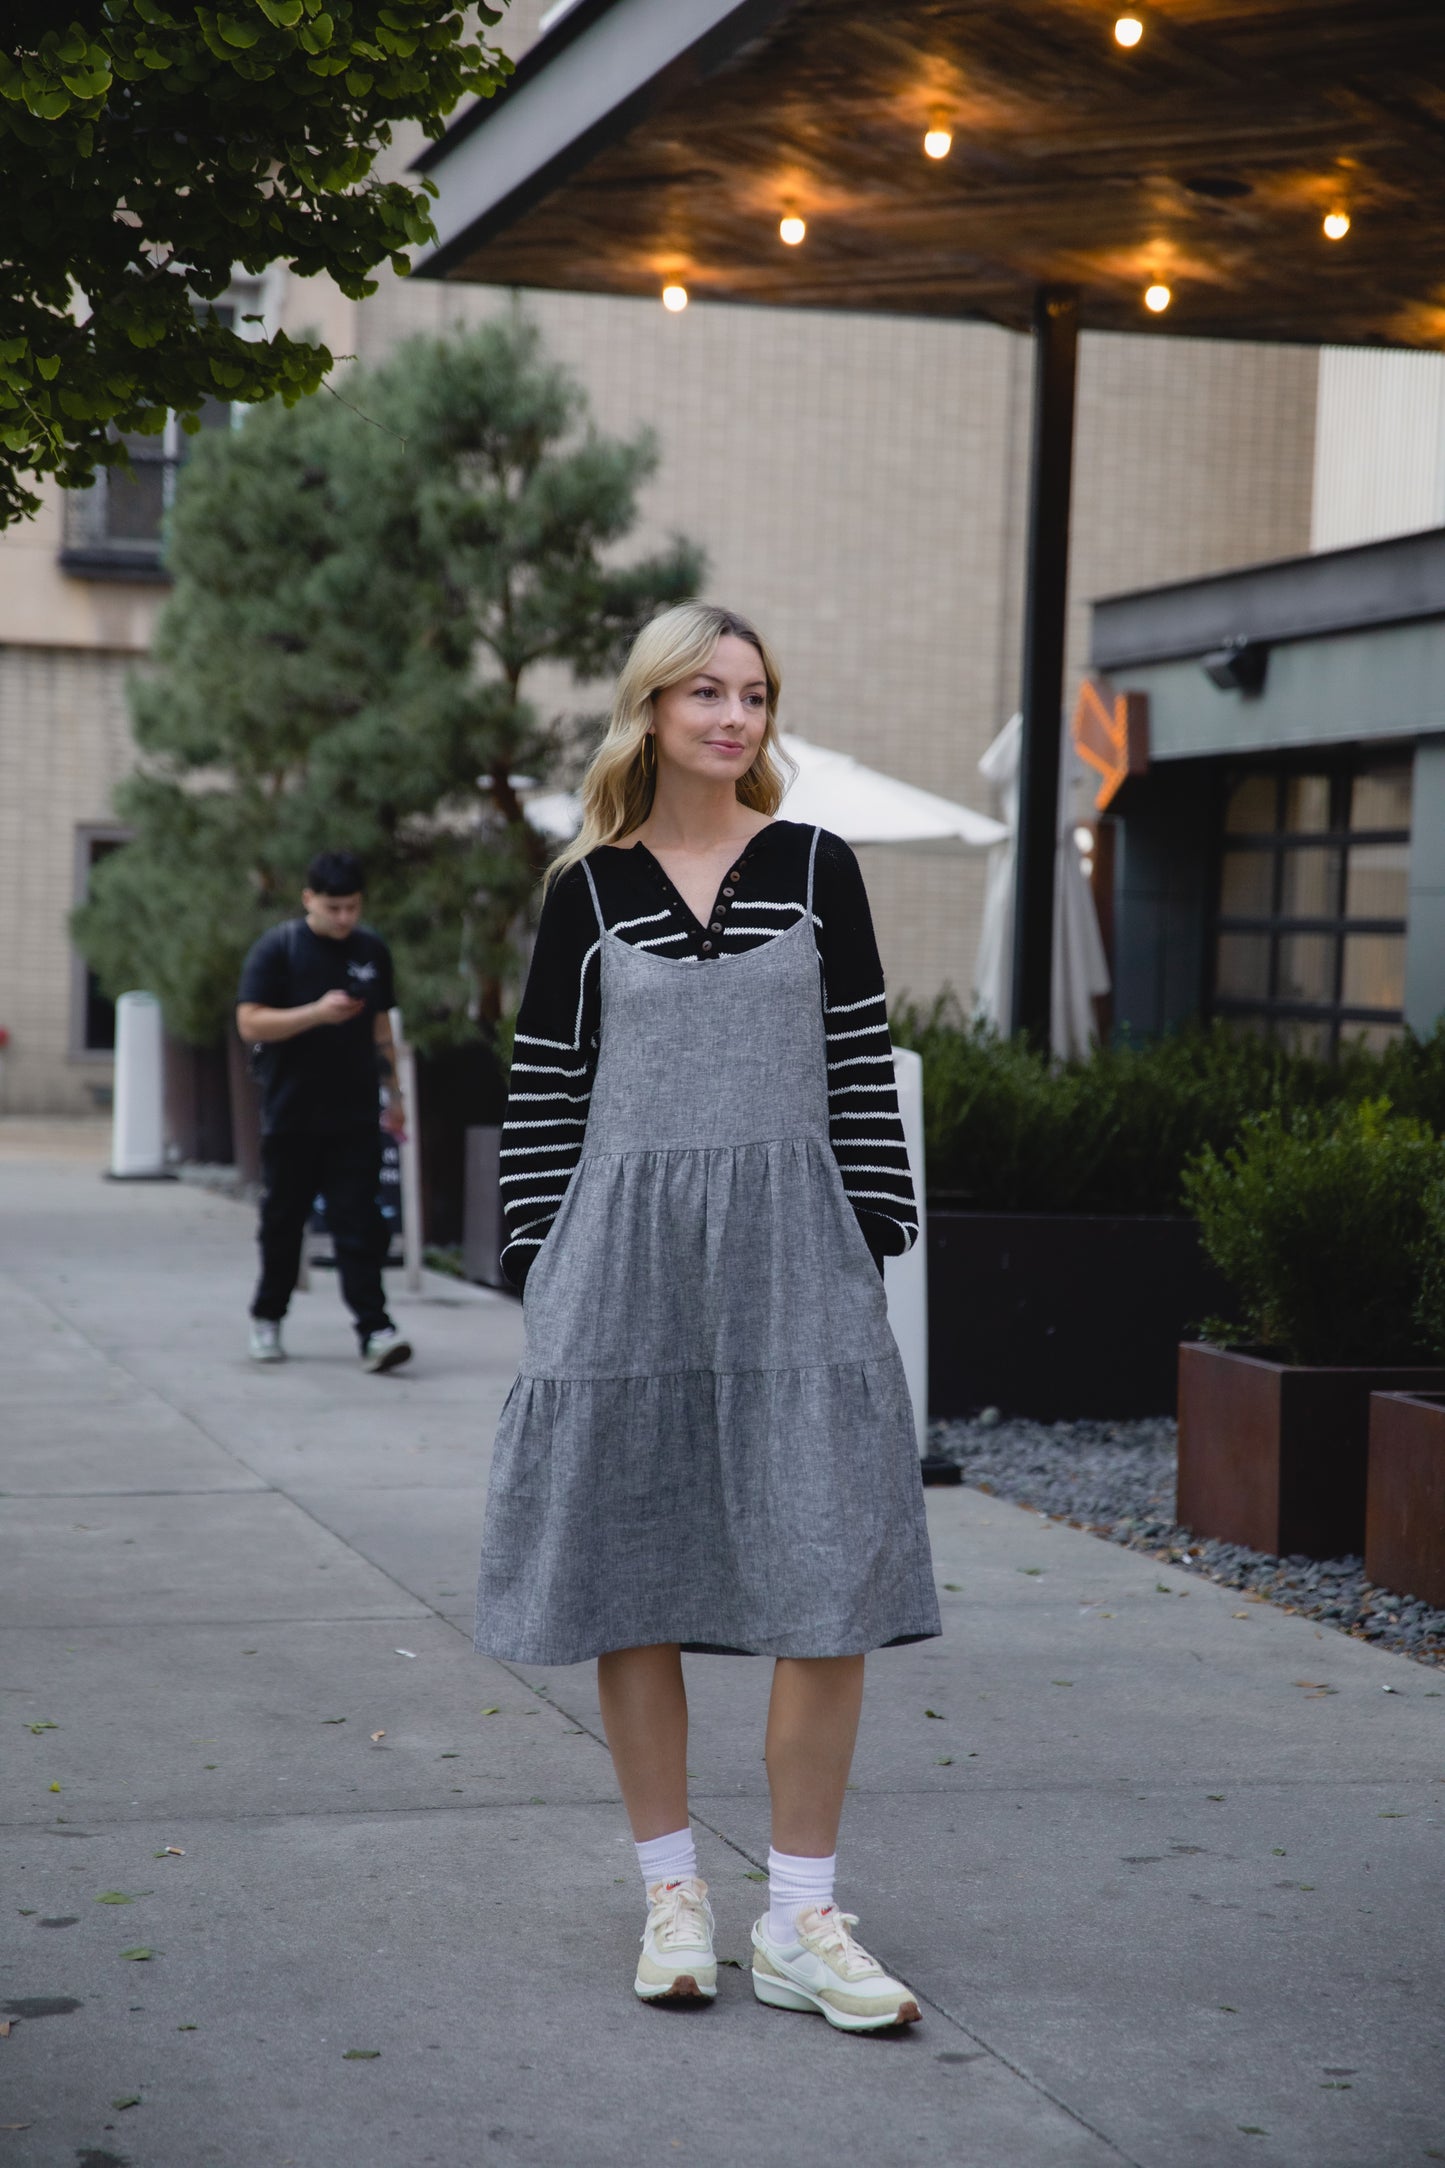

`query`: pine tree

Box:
[74,314,704,1047]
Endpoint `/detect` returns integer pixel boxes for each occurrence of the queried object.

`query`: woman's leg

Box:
[765,1654,865,1855]
[596,1643,690,1841]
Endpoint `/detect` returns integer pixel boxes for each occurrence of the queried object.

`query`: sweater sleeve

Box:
[499,866,602,1291]
[812,832,919,1259]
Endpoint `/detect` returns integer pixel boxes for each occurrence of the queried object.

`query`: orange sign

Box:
[1071,679,1149,811]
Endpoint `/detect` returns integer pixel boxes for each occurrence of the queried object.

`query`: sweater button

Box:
[709,920,723,933]
[701,940,713,954]
[722,886,734,897]
[728,869,741,882]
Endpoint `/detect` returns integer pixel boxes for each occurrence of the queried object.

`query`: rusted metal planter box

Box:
[1366,1392,1445,1607]
[1176,1343,1445,1560]
[927,1212,1230,1420]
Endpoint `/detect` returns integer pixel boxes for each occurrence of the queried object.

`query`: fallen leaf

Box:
[1207,1794,1225,1802]
[0,2022,11,2038]
[25,1721,58,1734]
[0,2123,29,2130]
[321,1717,347,1725]
[718,1957,743,1969]
[1271,1848,1286,1856]
[1051,1679,1074,1687]
[942,1582,962,1592]
[96,1892,146,1905]
[1218,2004,1238,2013]
[744,1870,767,1882]
[439,1752,459,1759]
[1378,1811,1406,1818]
[935,1756,954,1766]
[17,1910,35,1917]
[178,2023,197,2031]
[924,1708,945,1719]
[1017,1567,1042,1577]
[1292,1680,1333,1691]
[370,1730,386,1744]
[1232,1611,1251,1620]
[48,1781,61,1793]
[112,2096,141,2111]
[480,1706,499,1716]
[342,2049,381,2060]
[119,1948,153,1961]
[161,1847,184,1857]
[1238,2127,1267,2137]
[1320,2081,1352,2089]
[203,1764,218,1770]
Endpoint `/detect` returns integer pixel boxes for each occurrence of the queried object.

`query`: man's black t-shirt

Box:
[237,920,395,1136]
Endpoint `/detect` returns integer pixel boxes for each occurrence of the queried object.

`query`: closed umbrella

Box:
[972,711,1111,1059]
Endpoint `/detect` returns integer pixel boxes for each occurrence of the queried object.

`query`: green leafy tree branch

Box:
[0,1,509,526]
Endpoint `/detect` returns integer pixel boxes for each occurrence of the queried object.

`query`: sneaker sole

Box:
[363,1341,412,1374]
[249,1349,285,1364]
[634,1971,716,2003]
[752,1968,920,2032]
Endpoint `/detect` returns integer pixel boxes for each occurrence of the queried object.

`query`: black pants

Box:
[252,1129,392,1342]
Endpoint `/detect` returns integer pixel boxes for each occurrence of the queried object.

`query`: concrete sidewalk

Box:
[1,1133,1441,2168]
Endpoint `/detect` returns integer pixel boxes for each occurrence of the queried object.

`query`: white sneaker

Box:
[751,1904,921,2032]
[360,1327,412,1374]
[249,1319,285,1363]
[635,1876,717,2003]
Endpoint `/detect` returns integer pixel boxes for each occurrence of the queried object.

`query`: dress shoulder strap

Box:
[579,855,607,937]
[805,824,822,916]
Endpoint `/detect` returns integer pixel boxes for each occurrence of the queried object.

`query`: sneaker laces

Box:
[646,1878,712,1950]
[800,1906,883,1978]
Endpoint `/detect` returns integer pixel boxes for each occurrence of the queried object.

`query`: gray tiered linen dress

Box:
[474,826,940,1664]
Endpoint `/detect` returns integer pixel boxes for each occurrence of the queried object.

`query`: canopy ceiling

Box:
[415,0,1445,346]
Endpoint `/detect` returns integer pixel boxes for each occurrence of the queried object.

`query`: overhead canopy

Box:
[415,0,1445,346]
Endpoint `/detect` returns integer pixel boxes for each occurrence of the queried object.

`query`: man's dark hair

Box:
[305,849,366,897]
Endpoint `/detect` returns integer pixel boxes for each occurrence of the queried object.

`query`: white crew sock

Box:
[767,1846,836,1944]
[635,1825,697,1894]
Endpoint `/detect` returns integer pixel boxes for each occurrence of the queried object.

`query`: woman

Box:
[476,603,939,2032]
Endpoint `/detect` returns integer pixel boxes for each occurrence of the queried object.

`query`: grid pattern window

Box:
[60,303,238,580]
[1210,754,1412,1056]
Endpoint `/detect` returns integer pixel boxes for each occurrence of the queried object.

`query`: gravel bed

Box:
[932,1411,1445,1668]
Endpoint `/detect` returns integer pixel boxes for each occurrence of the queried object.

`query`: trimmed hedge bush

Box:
[889,998,1445,1216]
[1181,1099,1445,1366]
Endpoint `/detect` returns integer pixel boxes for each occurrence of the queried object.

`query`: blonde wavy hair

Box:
[545,602,792,886]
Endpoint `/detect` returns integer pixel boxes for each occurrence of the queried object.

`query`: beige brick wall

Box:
[0,647,136,1113]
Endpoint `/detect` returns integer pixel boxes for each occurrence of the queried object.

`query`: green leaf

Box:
[95,1891,136,1905]
[119,1947,154,1961]
[215,13,263,47]
[111,2095,142,2111]
[342,2048,380,2059]
[257,0,304,21]
[25,1719,59,1732]
[33,356,60,382]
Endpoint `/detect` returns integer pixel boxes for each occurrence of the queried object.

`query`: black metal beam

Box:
[1011,286,1079,1050]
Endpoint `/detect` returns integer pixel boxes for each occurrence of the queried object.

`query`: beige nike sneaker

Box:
[635,1876,717,2003]
[751,1904,921,2032]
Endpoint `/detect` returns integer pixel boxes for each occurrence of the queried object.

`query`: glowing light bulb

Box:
[779,215,806,246]
[1114,13,1143,47]
[1144,282,1171,313]
[923,128,952,160]
[661,284,688,312]
[1323,210,1351,240]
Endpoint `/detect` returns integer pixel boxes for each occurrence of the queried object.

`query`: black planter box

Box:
[927,1211,1231,1421]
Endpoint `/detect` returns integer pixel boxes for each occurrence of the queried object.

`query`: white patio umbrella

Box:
[521,733,1007,850]
[971,711,1111,1059]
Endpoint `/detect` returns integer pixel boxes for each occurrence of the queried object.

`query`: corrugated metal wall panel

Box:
[1312,347,1445,551]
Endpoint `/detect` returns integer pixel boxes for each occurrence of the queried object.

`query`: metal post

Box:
[389,1006,424,1294]
[1010,286,1079,1051]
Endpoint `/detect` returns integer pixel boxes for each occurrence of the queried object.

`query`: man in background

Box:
[236,850,413,1373]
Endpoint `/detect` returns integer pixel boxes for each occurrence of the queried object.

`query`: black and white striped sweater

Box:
[499,820,917,1290]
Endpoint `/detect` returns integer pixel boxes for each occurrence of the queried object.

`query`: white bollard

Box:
[883,1045,929,1457]
[389,1006,424,1294]
[109,991,170,1179]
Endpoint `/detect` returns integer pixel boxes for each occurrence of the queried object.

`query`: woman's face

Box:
[649,634,768,785]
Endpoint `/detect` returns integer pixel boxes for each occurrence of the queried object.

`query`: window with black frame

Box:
[60,302,237,580]
[1210,753,1412,1057]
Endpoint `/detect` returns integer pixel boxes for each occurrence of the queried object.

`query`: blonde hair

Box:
[545,602,791,886]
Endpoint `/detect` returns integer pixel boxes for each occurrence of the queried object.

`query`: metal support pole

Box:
[389,1006,424,1295]
[1010,286,1079,1051]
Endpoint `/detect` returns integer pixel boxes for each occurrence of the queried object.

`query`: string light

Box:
[1114,13,1144,46]
[923,127,952,160]
[1144,282,1171,313]
[779,215,806,246]
[1323,210,1351,240]
[661,284,688,312]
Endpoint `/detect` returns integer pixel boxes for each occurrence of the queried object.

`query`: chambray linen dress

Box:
[474,827,940,1663]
